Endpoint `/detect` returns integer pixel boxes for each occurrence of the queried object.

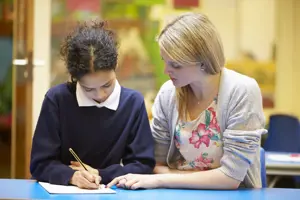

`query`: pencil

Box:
[69,148,88,171]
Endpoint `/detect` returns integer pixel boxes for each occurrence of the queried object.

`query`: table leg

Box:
[268,176,281,188]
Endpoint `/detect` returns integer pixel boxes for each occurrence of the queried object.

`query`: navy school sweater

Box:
[30,82,155,185]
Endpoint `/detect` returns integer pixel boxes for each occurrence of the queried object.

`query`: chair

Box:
[264,114,300,152]
[260,147,267,188]
[263,114,300,187]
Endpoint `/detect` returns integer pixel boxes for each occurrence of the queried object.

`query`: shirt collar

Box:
[76,80,121,111]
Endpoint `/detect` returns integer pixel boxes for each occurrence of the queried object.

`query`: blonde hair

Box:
[157,12,225,120]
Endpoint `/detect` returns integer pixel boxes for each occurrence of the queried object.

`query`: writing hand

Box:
[70,170,101,189]
[69,161,99,176]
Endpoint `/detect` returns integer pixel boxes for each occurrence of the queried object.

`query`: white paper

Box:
[39,182,116,194]
[267,154,300,162]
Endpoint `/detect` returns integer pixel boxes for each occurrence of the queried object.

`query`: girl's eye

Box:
[84,88,94,92]
[103,84,111,88]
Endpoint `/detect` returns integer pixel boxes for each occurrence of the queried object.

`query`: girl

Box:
[30,20,155,189]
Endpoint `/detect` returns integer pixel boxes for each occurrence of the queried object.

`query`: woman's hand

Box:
[70,170,101,189]
[107,174,160,190]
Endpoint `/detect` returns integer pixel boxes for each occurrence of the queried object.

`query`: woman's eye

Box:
[172,64,182,69]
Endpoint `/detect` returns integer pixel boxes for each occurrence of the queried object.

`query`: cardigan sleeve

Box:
[218,79,267,182]
[151,81,173,164]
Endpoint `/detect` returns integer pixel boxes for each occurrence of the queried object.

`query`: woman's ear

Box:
[200,63,205,71]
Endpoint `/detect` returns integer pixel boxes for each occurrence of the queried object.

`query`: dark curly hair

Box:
[60,19,118,82]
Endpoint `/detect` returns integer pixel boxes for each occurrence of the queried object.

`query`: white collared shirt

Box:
[76,80,121,111]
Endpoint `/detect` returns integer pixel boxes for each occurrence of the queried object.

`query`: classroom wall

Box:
[198,0,240,60]
[274,0,300,118]
[32,0,51,134]
[196,0,275,61]
[239,0,275,61]
[203,0,300,120]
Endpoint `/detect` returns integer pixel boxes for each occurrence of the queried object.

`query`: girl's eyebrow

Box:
[80,84,93,90]
[103,79,113,86]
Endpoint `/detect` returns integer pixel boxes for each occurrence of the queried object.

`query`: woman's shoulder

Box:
[156,80,176,100]
[221,68,261,98]
[219,68,264,125]
[151,80,177,117]
[160,80,175,91]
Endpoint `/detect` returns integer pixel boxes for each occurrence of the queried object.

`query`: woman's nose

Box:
[164,64,172,75]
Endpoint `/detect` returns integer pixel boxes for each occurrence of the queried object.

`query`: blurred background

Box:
[0,0,299,188]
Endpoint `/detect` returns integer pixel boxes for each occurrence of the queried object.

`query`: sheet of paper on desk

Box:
[267,154,300,162]
[39,182,116,194]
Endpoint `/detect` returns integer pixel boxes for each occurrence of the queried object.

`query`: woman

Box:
[30,20,155,189]
[108,12,267,190]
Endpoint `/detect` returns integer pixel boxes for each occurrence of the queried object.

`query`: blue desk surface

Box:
[1,179,300,200]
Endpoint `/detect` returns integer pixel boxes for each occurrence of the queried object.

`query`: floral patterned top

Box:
[174,97,223,170]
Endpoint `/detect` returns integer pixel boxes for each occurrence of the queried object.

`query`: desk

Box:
[1,179,300,200]
[266,152,300,187]
[266,152,300,176]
